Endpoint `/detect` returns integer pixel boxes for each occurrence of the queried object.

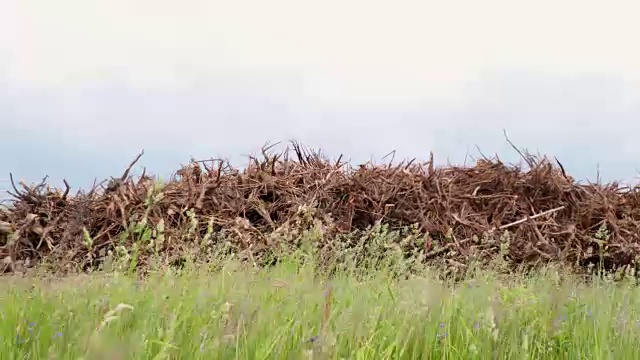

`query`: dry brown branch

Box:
[1,141,639,276]
[497,206,565,230]
[503,129,534,168]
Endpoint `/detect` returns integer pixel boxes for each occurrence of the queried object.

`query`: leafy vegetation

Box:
[2,241,640,359]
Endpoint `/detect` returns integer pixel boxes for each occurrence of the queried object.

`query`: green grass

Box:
[2,259,640,359]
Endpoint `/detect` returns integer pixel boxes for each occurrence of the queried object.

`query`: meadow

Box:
[2,252,640,359]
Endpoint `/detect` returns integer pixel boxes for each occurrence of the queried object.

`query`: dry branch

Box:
[1,141,639,276]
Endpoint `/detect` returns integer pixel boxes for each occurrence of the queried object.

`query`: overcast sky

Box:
[2,0,640,195]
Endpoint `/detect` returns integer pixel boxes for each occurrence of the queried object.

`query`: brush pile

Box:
[2,142,640,275]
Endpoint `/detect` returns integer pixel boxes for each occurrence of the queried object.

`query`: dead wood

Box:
[1,141,639,276]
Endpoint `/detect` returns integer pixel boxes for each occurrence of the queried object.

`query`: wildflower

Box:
[473,322,480,330]
[436,321,448,341]
[53,332,63,339]
[25,321,35,332]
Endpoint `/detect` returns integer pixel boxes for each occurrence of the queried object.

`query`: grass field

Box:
[2,257,640,360]
[5,144,640,358]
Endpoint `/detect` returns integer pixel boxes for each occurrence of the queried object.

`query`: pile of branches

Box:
[2,142,640,276]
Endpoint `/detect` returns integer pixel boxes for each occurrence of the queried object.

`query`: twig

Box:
[87,178,100,197]
[105,151,144,194]
[403,158,416,170]
[382,149,396,168]
[8,173,21,197]
[474,145,489,161]
[497,206,565,230]
[503,129,534,168]
[62,180,71,201]
[120,150,145,182]
[554,157,569,181]
[425,206,566,260]
[427,151,434,175]
[36,208,67,250]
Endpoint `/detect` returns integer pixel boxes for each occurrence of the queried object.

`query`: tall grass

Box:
[2,254,640,359]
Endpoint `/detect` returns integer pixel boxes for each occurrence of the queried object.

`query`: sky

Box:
[2,0,640,196]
